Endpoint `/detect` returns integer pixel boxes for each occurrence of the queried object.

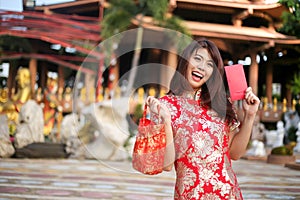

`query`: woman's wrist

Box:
[244,109,258,118]
[163,116,172,125]
[243,112,256,123]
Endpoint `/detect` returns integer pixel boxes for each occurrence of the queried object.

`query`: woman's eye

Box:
[208,63,213,68]
[194,56,201,61]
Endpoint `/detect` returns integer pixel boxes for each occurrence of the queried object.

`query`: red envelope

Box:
[224,64,248,101]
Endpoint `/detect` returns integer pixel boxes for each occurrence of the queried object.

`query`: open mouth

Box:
[192,71,203,80]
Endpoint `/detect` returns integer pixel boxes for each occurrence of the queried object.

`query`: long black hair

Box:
[167,38,237,122]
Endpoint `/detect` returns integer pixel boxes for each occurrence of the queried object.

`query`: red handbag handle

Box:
[143,103,148,120]
[143,103,160,121]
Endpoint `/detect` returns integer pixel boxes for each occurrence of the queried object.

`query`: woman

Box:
[146,38,260,199]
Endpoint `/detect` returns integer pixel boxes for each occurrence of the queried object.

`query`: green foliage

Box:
[101,0,191,40]
[0,36,32,54]
[279,0,300,38]
[146,0,169,21]
[287,126,297,142]
[133,103,143,125]
[101,0,137,40]
[271,146,293,155]
[289,73,300,95]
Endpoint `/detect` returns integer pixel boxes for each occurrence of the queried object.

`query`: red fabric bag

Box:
[132,104,166,175]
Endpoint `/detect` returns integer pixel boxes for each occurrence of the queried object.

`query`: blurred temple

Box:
[0,0,300,153]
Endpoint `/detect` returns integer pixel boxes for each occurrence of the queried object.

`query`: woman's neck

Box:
[182,89,201,100]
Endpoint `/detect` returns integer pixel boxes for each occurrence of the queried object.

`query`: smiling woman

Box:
[186,48,214,91]
[145,38,260,199]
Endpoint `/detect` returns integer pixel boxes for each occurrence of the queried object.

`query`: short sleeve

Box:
[228,118,240,134]
[227,98,240,134]
[150,95,179,125]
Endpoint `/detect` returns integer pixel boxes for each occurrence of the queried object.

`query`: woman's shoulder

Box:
[159,94,178,104]
[159,94,181,120]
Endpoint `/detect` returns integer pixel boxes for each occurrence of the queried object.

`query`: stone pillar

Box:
[85,73,95,104]
[111,64,119,90]
[286,87,292,109]
[249,52,259,95]
[7,61,17,98]
[40,63,47,89]
[266,62,273,103]
[265,48,275,104]
[29,58,37,95]
[57,66,64,89]
[162,46,177,90]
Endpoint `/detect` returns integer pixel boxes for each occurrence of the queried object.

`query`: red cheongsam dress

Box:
[159,94,243,200]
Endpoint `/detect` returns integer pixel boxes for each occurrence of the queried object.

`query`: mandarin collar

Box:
[182,89,201,100]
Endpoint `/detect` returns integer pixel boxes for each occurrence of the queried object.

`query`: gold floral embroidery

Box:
[160,95,243,200]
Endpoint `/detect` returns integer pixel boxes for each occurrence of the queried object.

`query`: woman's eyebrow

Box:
[194,49,214,63]
[194,53,203,58]
[194,50,203,58]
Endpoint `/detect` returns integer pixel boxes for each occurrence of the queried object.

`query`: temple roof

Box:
[133,15,300,45]
[186,21,300,44]
[1,0,299,73]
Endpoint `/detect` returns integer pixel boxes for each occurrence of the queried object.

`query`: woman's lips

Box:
[192,71,203,82]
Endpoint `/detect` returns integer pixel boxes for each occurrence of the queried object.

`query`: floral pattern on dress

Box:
[160,95,243,200]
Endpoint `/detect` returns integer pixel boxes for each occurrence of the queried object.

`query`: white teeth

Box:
[192,71,203,78]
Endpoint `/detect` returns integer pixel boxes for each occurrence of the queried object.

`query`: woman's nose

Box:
[197,62,205,71]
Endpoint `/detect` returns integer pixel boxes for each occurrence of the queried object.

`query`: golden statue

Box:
[0,68,32,135]
[62,87,72,113]
[80,87,87,102]
[263,97,268,111]
[0,87,8,103]
[137,87,144,104]
[11,68,31,106]
[43,75,60,136]
[148,87,156,97]
[283,98,287,113]
[2,100,18,135]
[0,88,9,112]
[160,88,166,98]
[89,87,96,102]
[273,98,278,112]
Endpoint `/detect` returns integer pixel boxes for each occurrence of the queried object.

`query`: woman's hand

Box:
[229,87,260,160]
[243,87,260,116]
[146,96,171,123]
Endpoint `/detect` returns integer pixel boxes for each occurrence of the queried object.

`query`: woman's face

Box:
[186,48,214,91]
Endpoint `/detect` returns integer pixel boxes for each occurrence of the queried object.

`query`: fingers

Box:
[146,96,160,113]
[146,96,158,106]
[245,87,260,105]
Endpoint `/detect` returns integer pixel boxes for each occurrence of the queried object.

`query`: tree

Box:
[290,73,300,96]
[100,0,191,95]
[279,0,300,38]
[0,36,32,54]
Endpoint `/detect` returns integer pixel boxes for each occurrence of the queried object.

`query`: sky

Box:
[0,0,280,12]
[0,0,74,12]
[36,0,75,6]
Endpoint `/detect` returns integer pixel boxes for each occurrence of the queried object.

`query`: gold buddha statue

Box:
[0,67,32,135]
[0,87,8,104]
[2,101,18,135]
[11,68,31,106]
[0,88,9,112]
[43,75,60,136]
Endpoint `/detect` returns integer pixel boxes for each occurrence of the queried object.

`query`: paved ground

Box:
[0,158,299,200]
